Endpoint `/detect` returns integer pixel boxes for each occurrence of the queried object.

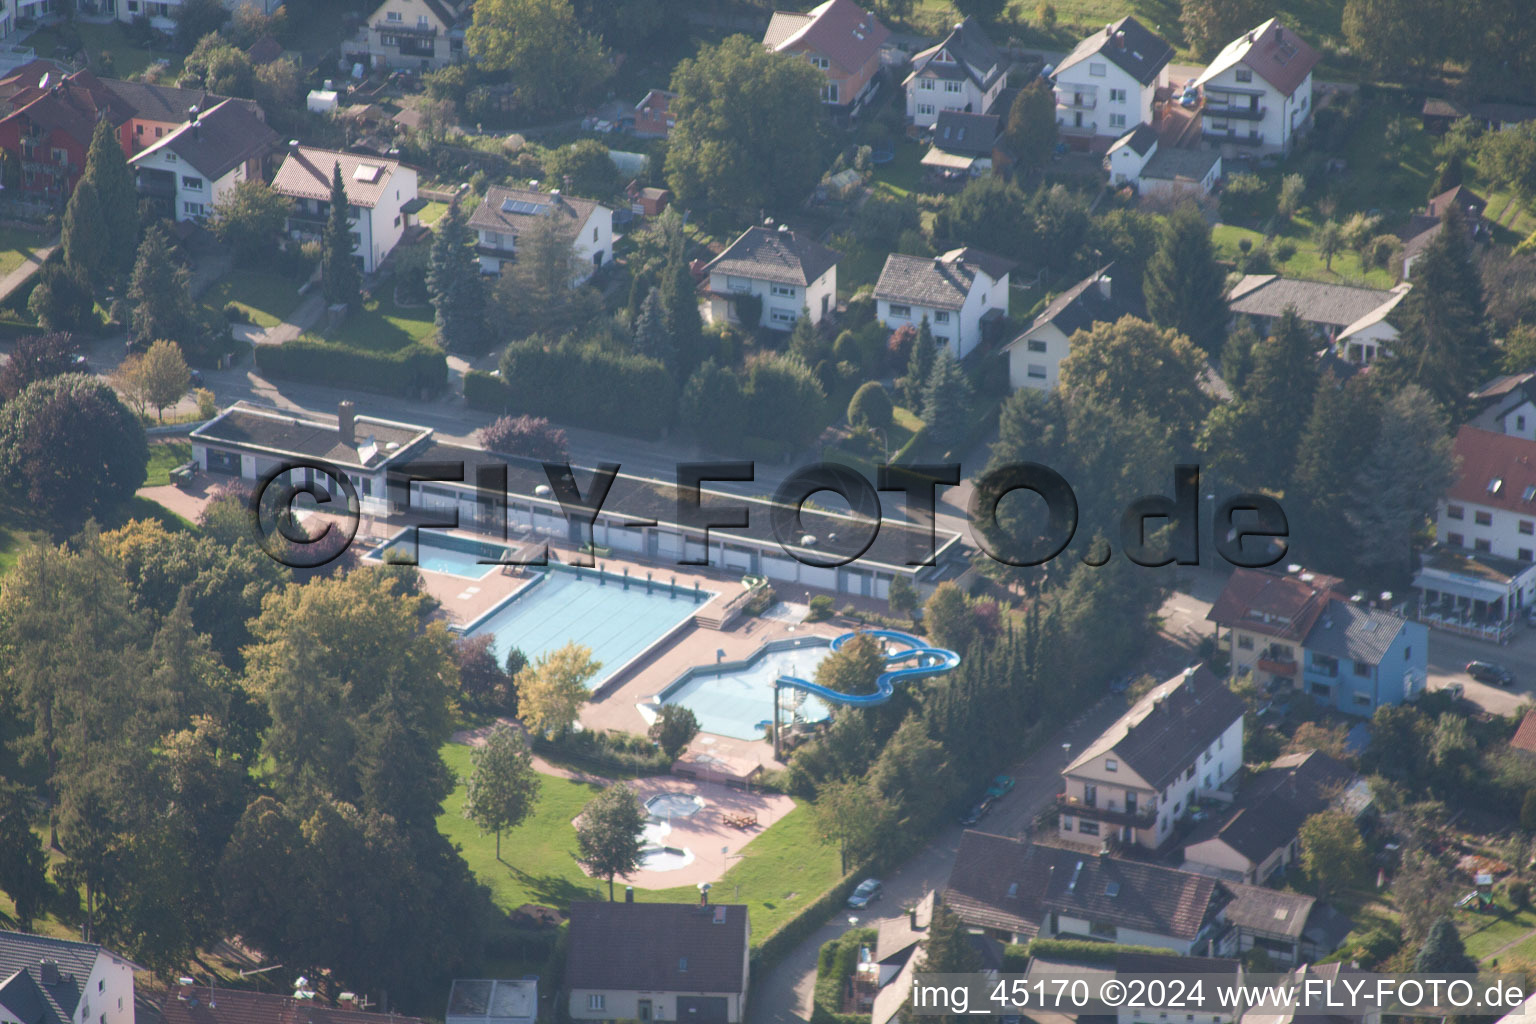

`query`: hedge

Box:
[476,343,676,439]
[255,338,447,396]
[812,928,877,1024]
[1025,939,1182,963]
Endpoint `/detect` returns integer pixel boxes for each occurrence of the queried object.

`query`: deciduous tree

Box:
[211,179,290,265]
[514,642,600,738]
[467,0,611,113]
[0,332,77,401]
[1299,809,1365,897]
[463,724,539,860]
[648,704,700,761]
[575,782,647,899]
[118,340,191,422]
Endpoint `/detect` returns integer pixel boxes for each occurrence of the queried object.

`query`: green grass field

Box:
[418,201,451,226]
[24,21,182,80]
[202,270,305,330]
[324,293,438,352]
[144,441,193,488]
[1211,223,1398,289]
[0,228,50,281]
[437,744,843,942]
[1460,900,1536,961]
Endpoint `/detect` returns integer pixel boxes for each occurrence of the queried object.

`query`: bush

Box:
[807,594,834,621]
[479,414,570,461]
[1025,939,1178,963]
[531,728,672,777]
[483,341,675,439]
[193,387,217,420]
[223,302,251,324]
[1274,240,1297,263]
[1510,879,1531,909]
[254,339,447,396]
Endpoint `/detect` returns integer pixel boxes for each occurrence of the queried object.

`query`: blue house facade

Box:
[1299,599,1428,715]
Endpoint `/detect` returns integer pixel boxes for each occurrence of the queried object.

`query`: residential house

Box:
[0,68,130,199]
[873,247,1012,359]
[98,78,262,157]
[112,0,187,29]
[1242,963,1382,1024]
[1003,264,1130,390]
[1194,19,1318,155]
[1511,709,1536,760]
[764,0,889,112]
[271,145,418,273]
[1051,16,1173,150]
[0,929,140,1024]
[358,0,467,70]
[1421,96,1536,134]
[1058,666,1245,851]
[1469,372,1536,442]
[904,18,1008,129]
[1398,185,1487,279]
[1226,275,1411,365]
[632,89,676,139]
[468,184,614,277]
[566,901,750,1024]
[156,983,432,1024]
[702,225,840,331]
[1413,425,1536,637]
[870,892,933,1024]
[943,832,1234,952]
[1220,884,1317,966]
[920,110,1007,178]
[626,181,670,218]
[1182,749,1364,885]
[190,401,967,602]
[1104,122,1221,196]
[445,980,538,1024]
[1208,565,1429,713]
[1024,952,1244,1024]
[130,98,277,221]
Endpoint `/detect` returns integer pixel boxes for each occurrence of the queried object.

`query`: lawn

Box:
[144,441,193,488]
[1211,223,1398,289]
[23,21,182,80]
[201,270,305,330]
[0,227,50,281]
[866,140,931,202]
[1458,900,1536,961]
[437,743,843,942]
[417,201,451,226]
[322,292,438,352]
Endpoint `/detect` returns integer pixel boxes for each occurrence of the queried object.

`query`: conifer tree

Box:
[1145,204,1227,354]
[632,286,674,365]
[321,162,361,308]
[426,197,488,353]
[81,119,141,280]
[905,315,936,407]
[62,178,107,291]
[923,348,973,452]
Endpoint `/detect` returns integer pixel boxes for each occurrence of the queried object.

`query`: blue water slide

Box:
[774,629,960,707]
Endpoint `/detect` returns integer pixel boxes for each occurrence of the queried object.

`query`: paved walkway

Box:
[234,289,327,346]
[0,235,56,304]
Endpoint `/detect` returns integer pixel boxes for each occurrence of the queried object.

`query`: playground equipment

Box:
[770,629,960,758]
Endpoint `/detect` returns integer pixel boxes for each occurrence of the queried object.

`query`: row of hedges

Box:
[255,339,447,397]
[812,927,877,1024]
[476,342,676,438]
[530,728,671,777]
[1025,939,1183,963]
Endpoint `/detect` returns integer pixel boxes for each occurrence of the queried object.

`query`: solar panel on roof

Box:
[501,198,548,216]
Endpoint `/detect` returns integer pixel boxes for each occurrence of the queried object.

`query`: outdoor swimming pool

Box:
[659,638,835,741]
[365,531,508,581]
[465,566,714,692]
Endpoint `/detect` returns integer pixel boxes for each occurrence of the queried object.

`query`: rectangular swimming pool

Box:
[465,566,714,692]
[658,638,834,741]
[365,531,509,580]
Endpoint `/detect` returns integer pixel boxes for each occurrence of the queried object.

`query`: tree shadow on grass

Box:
[504,862,601,908]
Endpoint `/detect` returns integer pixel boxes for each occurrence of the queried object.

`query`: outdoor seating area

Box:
[723,812,758,829]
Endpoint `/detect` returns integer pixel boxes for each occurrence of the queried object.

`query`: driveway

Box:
[1426,624,1536,717]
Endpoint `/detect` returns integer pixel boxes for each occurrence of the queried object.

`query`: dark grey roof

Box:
[933,111,1000,156]
[1302,599,1407,666]
[874,248,1011,310]
[469,185,607,241]
[705,226,840,287]
[1110,123,1158,157]
[1064,667,1246,791]
[131,98,277,181]
[1055,16,1173,87]
[191,401,433,472]
[1222,884,1314,940]
[1184,750,1355,865]
[1013,264,1128,341]
[0,931,129,1024]
[565,903,748,994]
[1142,146,1220,182]
[99,77,257,124]
[1226,276,1398,329]
[944,834,1230,941]
[908,17,1005,93]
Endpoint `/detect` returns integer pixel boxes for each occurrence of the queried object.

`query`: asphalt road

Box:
[1425,623,1536,717]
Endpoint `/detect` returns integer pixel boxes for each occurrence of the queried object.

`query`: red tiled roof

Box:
[154,988,430,1024]
[1235,19,1317,96]
[767,0,889,74]
[1447,425,1536,517]
[271,146,404,208]
[1206,566,1345,641]
[1512,708,1536,755]
[0,69,130,145]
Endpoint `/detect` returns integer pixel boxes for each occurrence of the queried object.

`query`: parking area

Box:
[1426,622,1536,716]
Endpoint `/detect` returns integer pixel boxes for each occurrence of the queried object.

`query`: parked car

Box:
[70,354,90,372]
[960,799,992,826]
[189,369,204,387]
[847,878,883,909]
[1180,80,1200,107]
[985,775,1015,800]
[1466,660,1514,686]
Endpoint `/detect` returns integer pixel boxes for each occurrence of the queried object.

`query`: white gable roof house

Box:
[271,145,419,274]
[874,247,1013,360]
[468,185,614,279]
[904,18,1009,129]
[0,930,141,1024]
[1105,123,1221,197]
[1226,275,1410,366]
[130,98,278,223]
[1194,19,1319,155]
[702,225,842,331]
[1051,16,1173,150]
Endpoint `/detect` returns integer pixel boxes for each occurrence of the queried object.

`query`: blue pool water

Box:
[366,531,508,580]
[466,566,713,691]
[660,639,834,741]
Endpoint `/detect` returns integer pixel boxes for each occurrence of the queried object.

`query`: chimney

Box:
[337,400,356,445]
[192,118,202,141]
[699,882,711,907]
[187,104,199,122]
[908,905,918,928]
[625,885,634,904]
[1115,30,1126,48]
[1097,274,1112,300]
[338,994,358,1009]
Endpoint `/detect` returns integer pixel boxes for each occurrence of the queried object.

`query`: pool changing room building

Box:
[189,401,969,599]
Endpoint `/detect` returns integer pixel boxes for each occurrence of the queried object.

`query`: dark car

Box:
[960,800,991,826]
[1466,660,1514,686]
[189,369,205,387]
[847,878,883,909]
[69,354,90,372]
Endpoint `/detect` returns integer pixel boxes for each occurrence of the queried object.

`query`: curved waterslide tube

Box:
[775,629,960,707]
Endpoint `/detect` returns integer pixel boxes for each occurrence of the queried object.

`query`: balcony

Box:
[1055,92,1097,111]
[1204,103,1266,121]
[1257,655,1298,677]
[1057,794,1156,828]
[1203,131,1265,147]
[374,20,437,37]
[1057,119,1099,136]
